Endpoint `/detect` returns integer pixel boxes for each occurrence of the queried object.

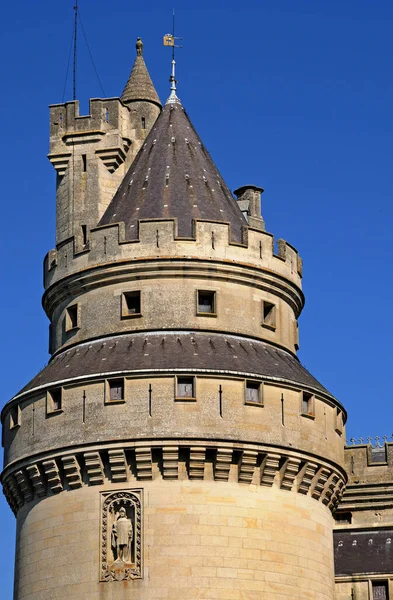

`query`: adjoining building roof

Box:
[98,101,248,243]
[12,332,336,402]
[121,38,161,107]
[334,529,393,576]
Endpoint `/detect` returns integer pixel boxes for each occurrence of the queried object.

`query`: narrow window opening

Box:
[109,379,124,401]
[197,290,216,315]
[82,154,87,172]
[9,405,20,429]
[301,391,314,416]
[81,224,88,246]
[141,116,146,129]
[335,407,343,435]
[176,376,195,399]
[105,108,109,123]
[66,304,79,331]
[334,512,352,525]
[48,388,62,413]
[262,300,276,329]
[245,381,262,404]
[59,113,63,125]
[122,291,141,317]
[371,445,387,464]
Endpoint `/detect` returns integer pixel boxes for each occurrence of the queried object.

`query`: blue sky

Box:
[1,1,393,595]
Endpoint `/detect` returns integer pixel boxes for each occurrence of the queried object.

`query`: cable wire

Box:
[62,25,75,102]
[78,10,106,97]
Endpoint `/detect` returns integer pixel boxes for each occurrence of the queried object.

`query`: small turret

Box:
[121,38,161,108]
[234,185,265,231]
[47,38,161,249]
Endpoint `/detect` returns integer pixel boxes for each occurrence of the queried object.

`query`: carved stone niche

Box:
[100,489,143,582]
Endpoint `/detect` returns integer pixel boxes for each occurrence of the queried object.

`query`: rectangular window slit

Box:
[176,376,195,399]
[197,290,216,315]
[301,391,314,416]
[372,582,388,600]
[245,381,262,404]
[49,388,62,412]
[262,300,276,329]
[109,379,124,401]
[82,154,87,172]
[66,304,79,331]
[82,224,88,246]
[122,291,141,317]
[10,405,20,429]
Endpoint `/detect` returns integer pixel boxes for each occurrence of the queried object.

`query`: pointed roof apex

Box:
[99,102,247,244]
[121,38,161,108]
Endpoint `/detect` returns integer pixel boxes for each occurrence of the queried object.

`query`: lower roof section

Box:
[334,528,393,577]
[13,331,338,404]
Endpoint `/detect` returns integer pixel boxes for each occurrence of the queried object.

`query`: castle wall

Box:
[14,479,335,600]
[3,377,345,469]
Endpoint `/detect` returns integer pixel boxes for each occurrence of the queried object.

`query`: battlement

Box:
[343,439,393,486]
[49,98,129,142]
[48,95,161,248]
[48,98,134,176]
[44,219,303,292]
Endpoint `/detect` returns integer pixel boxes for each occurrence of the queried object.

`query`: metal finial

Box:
[163,9,182,105]
[136,37,143,56]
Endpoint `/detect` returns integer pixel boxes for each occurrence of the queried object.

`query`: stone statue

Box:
[111,506,133,563]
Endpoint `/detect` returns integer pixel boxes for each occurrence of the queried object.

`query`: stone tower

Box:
[1,39,348,600]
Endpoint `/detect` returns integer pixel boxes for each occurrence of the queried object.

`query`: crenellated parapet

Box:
[44,221,303,289]
[43,221,303,354]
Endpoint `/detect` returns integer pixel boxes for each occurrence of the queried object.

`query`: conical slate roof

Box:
[99,100,247,242]
[121,38,161,107]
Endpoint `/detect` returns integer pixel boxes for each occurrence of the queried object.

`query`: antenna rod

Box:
[172,8,175,62]
[73,1,78,100]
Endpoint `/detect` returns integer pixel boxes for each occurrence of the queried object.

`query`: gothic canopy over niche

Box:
[100,489,143,582]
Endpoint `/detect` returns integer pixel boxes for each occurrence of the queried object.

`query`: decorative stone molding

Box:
[135,446,153,480]
[322,473,340,506]
[96,144,129,173]
[280,457,301,492]
[7,475,24,509]
[14,470,33,503]
[238,450,258,484]
[42,459,63,494]
[47,152,72,176]
[214,447,233,481]
[84,451,105,485]
[61,455,83,489]
[162,446,179,479]
[108,449,128,482]
[298,461,318,495]
[312,467,331,501]
[260,452,281,487]
[100,489,143,582]
[189,446,206,479]
[2,479,18,514]
[1,441,346,515]
[26,464,46,498]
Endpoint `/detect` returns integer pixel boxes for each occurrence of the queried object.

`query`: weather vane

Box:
[163,9,183,103]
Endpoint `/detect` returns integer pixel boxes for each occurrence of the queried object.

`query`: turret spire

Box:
[121,38,161,107]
